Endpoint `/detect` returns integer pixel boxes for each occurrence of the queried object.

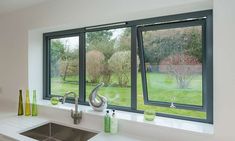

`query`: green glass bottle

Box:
[18,90,24,116]
[25,89,31,116]
[32,90,38,116]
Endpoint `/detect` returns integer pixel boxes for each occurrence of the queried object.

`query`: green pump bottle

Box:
[104,110,110,133]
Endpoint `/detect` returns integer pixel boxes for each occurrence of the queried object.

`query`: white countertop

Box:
[0,113,48,141]
[89,132,142,141]
[0,112,142,141]
[37,100,213,134]
[0,100,213,141]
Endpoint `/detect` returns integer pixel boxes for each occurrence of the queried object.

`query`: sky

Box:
[53,28,125,51]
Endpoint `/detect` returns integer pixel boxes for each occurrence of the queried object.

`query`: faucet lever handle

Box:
[71,109,74,118]
[79,111,82,118]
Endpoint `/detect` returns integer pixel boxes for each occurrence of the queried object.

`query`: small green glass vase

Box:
[32,90,38,116]
[18,90,24,116]
[50,97,59,105]
[144,110,156,121]
[25,89,31,116]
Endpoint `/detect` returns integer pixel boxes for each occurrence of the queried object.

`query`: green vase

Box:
[25,89,31,116]
[32,90,38,116]
[18,90,24,116]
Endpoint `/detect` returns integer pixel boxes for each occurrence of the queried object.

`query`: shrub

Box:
[59,59,79,81]
[108,51,131,87]
[86,50,105,83]
[160,53,200,89]
[101,62,112,85]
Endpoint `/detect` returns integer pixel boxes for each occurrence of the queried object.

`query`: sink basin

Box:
[0,134,17,141]
[20,123,97,141]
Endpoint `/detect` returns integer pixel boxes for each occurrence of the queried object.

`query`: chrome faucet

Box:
[62,92,82,124]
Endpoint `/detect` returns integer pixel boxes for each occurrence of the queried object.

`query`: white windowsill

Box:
[37,100,214,135]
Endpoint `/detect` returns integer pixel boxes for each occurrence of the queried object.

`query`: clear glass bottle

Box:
[25,89,31,116]
[18,90,24,116]
[32,90,38,116]
[104,110,110,133]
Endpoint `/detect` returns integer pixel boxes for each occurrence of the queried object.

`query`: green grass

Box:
[51,73,206,119]
[145,73,202,106]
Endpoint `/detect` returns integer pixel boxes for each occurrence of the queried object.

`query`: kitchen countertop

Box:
[0,112,142,141]
[0,112,48,141]
[0,100,213,141]
[89,133,142,141]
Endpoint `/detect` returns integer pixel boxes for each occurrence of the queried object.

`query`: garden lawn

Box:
[51,73,206,119]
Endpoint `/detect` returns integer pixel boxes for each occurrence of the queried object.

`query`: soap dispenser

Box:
[110,109,118,134]
[104,110,110,133]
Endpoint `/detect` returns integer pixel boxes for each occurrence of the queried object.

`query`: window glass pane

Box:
[137,62,206,119]
[50,36,79,96]
[86,28,131,107]
[142,26,203,106]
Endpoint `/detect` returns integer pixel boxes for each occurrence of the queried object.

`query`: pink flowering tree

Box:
[160,54,200,89]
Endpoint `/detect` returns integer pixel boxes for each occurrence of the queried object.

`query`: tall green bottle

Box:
[18,90,24,116]
[32,90,38,116]
[25,89,31,116]
[104,110,110,133]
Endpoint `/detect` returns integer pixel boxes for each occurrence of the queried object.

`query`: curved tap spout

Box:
[62,92,77,104]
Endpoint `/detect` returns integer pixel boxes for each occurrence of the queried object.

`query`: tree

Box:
[108,51,131,87]
[50,40,65,77]
[86,31,115,60]
[101,62,112,85]
[86,50,105,83]
[86,30,113,44]
[59,58,79,80]
[86,30,116,85]
[59,40,79,81]
[160,53,200,89]
[143,26,202,64]
[184,27,202,63]
[118,28,131,51]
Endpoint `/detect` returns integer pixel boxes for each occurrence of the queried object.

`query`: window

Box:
[85,28,132,107]
[43,10,213,123]
[50,36,79,96]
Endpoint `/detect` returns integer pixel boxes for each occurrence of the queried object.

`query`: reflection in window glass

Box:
[50,36,79,96]
[86,28,131,107]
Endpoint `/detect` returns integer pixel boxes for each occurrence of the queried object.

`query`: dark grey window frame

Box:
[43,10,213,123]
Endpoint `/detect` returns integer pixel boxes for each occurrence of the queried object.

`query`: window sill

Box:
[37,100,214,135]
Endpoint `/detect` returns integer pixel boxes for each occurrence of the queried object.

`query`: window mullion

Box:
[79,32,86,103]
[131,26,138,110]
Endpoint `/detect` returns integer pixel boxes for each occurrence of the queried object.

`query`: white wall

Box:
[213,0,235,140]
[0,0,213,106]
[1,0,235,140]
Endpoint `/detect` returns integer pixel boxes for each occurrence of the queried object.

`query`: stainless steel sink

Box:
[0,134,17,141]
[20,123,97,141]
